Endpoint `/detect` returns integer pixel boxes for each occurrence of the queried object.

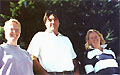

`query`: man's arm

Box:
[31,55,49,75]
[73,59,80,75]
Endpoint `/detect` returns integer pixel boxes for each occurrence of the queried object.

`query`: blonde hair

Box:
[4,19,21,32]
[85,29,106,50]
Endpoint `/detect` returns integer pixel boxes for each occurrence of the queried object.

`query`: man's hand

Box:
[31,55,49,75]
[73,59,80,75]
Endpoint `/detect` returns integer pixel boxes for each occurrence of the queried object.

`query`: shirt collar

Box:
[3,42,20,48]
[89,44,108,49]
[45,29,62,36]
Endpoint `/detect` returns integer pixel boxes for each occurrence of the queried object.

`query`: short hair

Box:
[85,29,106,50]
[43,10,58,24]
[4,19,21,32]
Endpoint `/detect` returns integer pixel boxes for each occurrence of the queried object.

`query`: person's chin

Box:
[11,38,18,41]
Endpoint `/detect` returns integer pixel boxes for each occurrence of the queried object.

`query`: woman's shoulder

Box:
[84,49,94,54]
[84,49,94,58]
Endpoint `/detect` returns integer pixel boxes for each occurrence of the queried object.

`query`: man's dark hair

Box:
[43,10,58,24]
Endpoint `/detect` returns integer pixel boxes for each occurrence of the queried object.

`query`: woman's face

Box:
[88,31,101,48]
[5,22,21,42]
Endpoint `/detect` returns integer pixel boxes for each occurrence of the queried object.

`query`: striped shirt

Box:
[84,44,119,74]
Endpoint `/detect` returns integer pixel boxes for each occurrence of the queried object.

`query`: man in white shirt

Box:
[27,11,79,75]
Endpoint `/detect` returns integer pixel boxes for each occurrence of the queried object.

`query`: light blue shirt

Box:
[0,43,34,75]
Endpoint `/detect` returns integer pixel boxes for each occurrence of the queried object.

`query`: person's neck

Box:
[53,31,59,36]
[7,41,17,46]
[46,29,59,36]
[94,45,103,51]
[98,47,103,51]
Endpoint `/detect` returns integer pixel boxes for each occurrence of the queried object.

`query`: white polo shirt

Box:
[27,31,77,72]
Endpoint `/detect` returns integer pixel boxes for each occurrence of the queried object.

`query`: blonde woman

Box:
[84,29,119,74]
[0,19,34,75]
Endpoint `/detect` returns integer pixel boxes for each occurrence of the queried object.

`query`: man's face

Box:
[5,22,21,42]
[45,14,59,32]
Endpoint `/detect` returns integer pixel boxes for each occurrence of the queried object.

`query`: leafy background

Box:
[0,0,119,74]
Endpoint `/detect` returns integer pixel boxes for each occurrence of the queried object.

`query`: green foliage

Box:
[0,0,119,50]
[105,29,118,44]
[0,14,11,20]
[0,26,4,35]
[0,26,5,44]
